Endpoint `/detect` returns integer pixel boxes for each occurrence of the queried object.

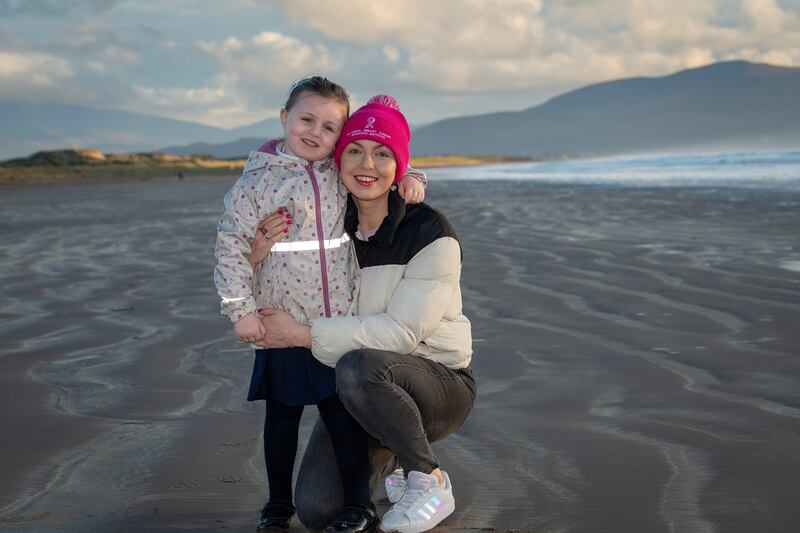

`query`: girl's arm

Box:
[213,168,264,323]
[404,165,427,187]
[397,165,427,203]
[309,236,462,367]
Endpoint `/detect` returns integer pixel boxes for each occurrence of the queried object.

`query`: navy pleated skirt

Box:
[247,347,336,406]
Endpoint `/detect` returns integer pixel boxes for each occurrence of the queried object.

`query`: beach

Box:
[1,175,799,532]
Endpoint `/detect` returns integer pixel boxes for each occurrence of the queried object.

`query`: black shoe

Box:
[323,504,378,533]
[257,501,295,532]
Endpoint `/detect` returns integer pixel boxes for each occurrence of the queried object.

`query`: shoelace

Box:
[387,471,406,496]
[393,486,429,516]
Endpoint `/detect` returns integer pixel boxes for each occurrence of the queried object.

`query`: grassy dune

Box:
[0,149,529,184]
[0,149,244,184]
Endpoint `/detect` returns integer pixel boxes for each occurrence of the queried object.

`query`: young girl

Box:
[214,77,426,532]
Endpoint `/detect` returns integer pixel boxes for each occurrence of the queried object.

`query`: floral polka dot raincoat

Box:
[214,139,358,324]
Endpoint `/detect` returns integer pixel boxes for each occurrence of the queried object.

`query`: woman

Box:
[252,94,476,533]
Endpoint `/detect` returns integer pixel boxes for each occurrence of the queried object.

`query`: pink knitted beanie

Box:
[334,94,411,182]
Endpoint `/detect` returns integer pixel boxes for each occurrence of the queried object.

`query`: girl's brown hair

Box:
[284,76,350,115]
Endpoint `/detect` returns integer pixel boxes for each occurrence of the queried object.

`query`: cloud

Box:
[0,51,73,97]
[123,0,800,125]
[129,82,264,127]
[3,0,799,130]
[271,0,800,93]
[152,30,342,125]
[121,30,342,127]
[56,19,143,65]
[198,30,341,87]
[132,85,226,107]
[382,46,400,63]
[0,0,122,16]
[742,0,794,34]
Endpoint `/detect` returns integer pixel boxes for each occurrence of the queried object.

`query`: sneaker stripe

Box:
[417,509,431,520]
[424,503,436,514]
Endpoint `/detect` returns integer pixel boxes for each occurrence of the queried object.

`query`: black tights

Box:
[264,395,370,508]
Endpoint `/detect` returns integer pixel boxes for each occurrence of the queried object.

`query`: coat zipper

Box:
[306,163,332,318]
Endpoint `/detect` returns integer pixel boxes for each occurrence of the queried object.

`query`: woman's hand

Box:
[254,308,312,349]
[397,175,425,204]
[246,209,292,267]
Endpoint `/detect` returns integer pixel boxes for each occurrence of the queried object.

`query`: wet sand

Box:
[1,177,799,532]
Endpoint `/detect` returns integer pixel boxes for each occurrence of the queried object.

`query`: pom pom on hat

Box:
[334,94,411,183]
[367,94,401,111]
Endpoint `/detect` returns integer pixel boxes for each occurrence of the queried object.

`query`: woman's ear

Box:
[279,108,288,129]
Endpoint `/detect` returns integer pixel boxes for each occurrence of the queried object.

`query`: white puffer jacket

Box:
[310,192,472,369]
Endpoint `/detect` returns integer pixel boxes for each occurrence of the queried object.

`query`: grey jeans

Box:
[294,349,477,530]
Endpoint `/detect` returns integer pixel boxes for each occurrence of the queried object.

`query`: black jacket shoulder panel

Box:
[349,192,461,268]
[403,203,460,261]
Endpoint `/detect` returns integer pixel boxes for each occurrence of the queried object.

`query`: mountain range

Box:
[2,61,798,161]
[0,103,281,160]
[410,60,800,158]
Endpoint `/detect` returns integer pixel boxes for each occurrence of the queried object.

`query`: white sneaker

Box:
[379,470,455,533]
[385,468,406,503]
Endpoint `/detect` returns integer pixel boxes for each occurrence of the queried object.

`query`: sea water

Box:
[428,149,800,191]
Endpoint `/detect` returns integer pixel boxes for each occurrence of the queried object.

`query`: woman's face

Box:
[339,140,397,203]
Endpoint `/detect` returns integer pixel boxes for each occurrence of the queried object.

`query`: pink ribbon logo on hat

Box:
[365,116,376,130]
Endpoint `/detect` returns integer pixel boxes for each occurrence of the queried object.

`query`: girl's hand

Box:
[234,313,265,343]
[246,208,292,267]
[397,175,425,204]
[255,309,312,349]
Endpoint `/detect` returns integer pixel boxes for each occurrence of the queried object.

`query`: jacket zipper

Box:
[306,163,332,318]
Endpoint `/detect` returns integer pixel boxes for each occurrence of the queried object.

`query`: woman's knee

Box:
[335,349,368,390]
[336,349,394,390]
[337,351,402,423]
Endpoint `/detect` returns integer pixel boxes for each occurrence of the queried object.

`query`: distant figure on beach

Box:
[213,77,427,533]
[251,95,475,533]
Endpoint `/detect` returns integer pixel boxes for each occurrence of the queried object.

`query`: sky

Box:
[1,0,799,129]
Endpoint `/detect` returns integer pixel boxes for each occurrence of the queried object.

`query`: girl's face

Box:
[279,92,348,162]
[339,139,397,204]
